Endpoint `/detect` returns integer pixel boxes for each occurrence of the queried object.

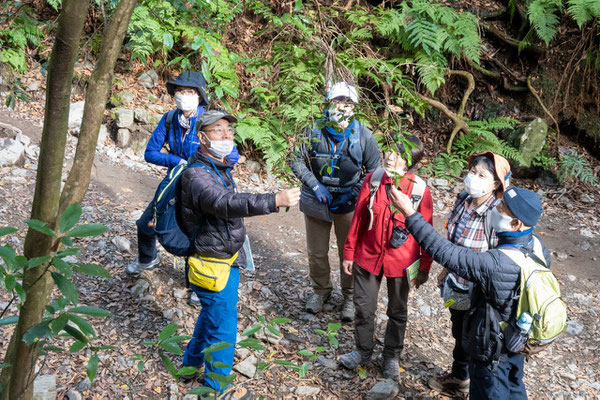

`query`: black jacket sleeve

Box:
[289,127,320,190]
[187,169,278,220]
[352,127,380,197]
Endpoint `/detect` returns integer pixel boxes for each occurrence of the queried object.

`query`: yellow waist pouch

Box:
[188,252,238,292]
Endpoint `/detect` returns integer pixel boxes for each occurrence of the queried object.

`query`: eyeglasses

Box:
[204,127,235,136]
[329,97,353,105]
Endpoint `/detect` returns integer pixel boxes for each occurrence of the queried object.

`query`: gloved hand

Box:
[311,182,332,204]
[415,270,429,289]
[178,158,188,166]
[329,191,354,210]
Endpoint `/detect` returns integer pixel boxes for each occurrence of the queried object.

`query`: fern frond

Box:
[567,0,600,27]
[527,0,561,45]
[415,50,446,94]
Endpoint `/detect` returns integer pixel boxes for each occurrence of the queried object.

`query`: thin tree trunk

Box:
[0,1,90,398]
[59,0,138,212]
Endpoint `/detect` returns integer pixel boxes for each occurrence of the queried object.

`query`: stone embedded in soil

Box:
[233,354,257,378]
[519,118,548,167]
[33,375,56,400]
[173,288,187,299]
[366,379,400,399]
[295,386,321,396]
[111,236,131,253]
[130,279,150,297]
[566,320,584,335]
[316,355,338,369]
[68,101,85,129]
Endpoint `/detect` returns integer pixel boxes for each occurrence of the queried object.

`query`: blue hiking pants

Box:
[468,353,527,399]
[183,266,239,392]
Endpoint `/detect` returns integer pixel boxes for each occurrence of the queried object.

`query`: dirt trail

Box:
[1,112,600,399]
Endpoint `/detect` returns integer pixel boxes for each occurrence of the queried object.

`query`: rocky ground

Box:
[1,98,600,399]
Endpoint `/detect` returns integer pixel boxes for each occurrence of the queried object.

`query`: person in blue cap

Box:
[389,185,550,399]
[126,71,239,299]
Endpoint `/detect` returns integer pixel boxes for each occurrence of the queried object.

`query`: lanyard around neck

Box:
[203,154,234,189]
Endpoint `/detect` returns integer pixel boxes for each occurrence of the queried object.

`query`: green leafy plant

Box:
[0,203,110,391]
[0,6,44,73]
[558,150,599,185]
[453,117,524,163]
[421,153,467,180]
[315,322,342,349]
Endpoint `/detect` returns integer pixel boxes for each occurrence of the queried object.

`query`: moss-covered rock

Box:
[518,118,548,167]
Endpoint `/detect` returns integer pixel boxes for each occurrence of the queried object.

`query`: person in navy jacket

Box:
[126,71,239,285]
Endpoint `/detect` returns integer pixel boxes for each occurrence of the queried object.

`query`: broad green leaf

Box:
[68,314,95,337]
[314,329,326,335]
[23,321,52,345]
[273,360,298,367]
[268,317,291,325]
[63,325,89,343]
[66,223,107,238]
[98,345,116,350]
[201,342,232,354]
[177,366,198,376]
[51,272,78,305]
[160,353,178,377]
[51,313,69,335]
[299,362,310,378]
[256,314,266,324]
[158,323,178,342]
[25,219,56,237]
[137,360,145,373]
[0,227,18,237]
[69,340,86,354]
[56,248,79,258]
[242,324,261,336]
[69,306,112,317]
[328,322,342,332]
[298,350,313,357]
[72,263,110,279]
[206,372,235,387]
[0,315,18,326]
[161,335,191,344]
[0,363,12,368]
[52,257,72,278]
[329,336,339,348]
[87,354,99,382]
[266,325,281,337]
[159,342,182,355]
[61,237,74,247]
[4,274,16,292]
[26,256,51,270]
[204,352,213,364]
[43,345,64,352]
[236,338,264,350]
[59,203,82,234]
[141,341,155,346]
[212,361,231,369]
[163,32,174,49]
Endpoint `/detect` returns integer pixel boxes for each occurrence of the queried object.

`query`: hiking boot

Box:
[305,293,330,314]
[188,291,201,307]
[339,350,372,370]
[428,372,470,393]
[341,298,355,322]
[221,387,253,400]
[125,256,161,277]
[382,357,400,380]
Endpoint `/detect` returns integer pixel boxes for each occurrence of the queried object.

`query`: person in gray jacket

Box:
[290,82,380,321]
[388,184,549,400]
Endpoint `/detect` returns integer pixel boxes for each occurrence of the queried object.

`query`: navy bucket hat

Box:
[503,186,543,227]
[166,70,209,106]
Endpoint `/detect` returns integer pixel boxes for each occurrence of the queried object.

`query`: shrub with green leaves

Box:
[558,150,599,186]
[0,6,44,73]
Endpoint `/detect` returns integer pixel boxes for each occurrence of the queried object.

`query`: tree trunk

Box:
[59,0,139,212]
[0,1,90,398]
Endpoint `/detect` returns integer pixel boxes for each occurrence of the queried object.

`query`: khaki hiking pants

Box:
[304,212,354,298]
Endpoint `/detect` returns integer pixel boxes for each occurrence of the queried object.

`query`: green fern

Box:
[421,153,467,180]
[558,150,599,186]
[527,0,562,45]
[567,0,600,27]
[453,118,524,164]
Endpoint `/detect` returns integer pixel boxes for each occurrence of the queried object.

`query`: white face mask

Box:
[490,207,516,232]
[203,134,234,159]
[329,108,354,128]
[464,173,494,199]
[174,93,199,112]
[385,167,405,177]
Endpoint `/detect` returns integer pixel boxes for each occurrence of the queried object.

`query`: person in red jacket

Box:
[339,135,433,380]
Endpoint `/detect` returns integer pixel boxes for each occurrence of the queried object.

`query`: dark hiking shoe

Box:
[428,372,470,393]
[188,291,201,307]
[339,350,372,370]
[382,358,400,380]
[341,299,355,322]
[305,293,330,314]
[125,256,161,277]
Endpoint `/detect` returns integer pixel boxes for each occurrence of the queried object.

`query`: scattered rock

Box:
[566,320,584,335]
[115,108,135,128]
[233,355,257,378]
[246,160,261,173]
[580,229,595,239]
[173,288,187,299]
[553,251,569,261]
[182,395,198,400]
[68,101,86,129]
[98,124,108,144]
[111,236,131,253]
[236,346,251,359]
[260,286,273,297]
[419,305,431,317]
[366,379,400,399]
[579,194,594,203]
[74,377,91,392]
[580,241,592,251]
[0,136,25,166]
[27,80,41,91]
[163,308,184,320]
[560,372,577,381]
[117,128,131,148]
[64,389,82,400]
[130,280,150,297]
[138,70,159,89]
[316,355,338,369]
[134,108,149,124]
[295,385,321,396]
[33,375,56,400]
[250,173,260,183]
[567,274,577,282]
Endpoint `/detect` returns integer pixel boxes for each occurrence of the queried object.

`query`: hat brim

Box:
[197,114,237,130]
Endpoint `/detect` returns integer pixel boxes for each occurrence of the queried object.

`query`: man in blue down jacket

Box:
[388,184,550,399]
[126,71,239,281]
[179,110,300,398]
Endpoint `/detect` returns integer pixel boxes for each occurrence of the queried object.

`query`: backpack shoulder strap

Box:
[482,207,494,249]
[410,174,426,210]
[367,168,386,231]
[163,109,177,152]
